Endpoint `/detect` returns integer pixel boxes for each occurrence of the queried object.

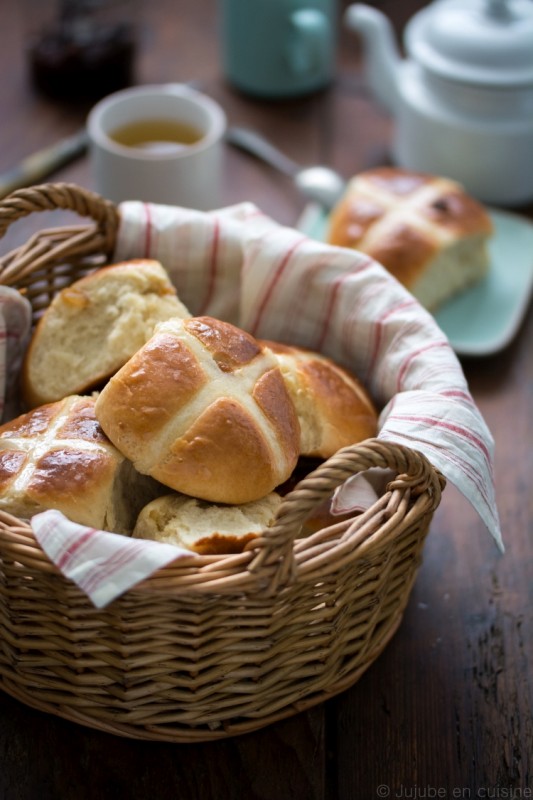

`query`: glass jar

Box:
[25,0,139,102]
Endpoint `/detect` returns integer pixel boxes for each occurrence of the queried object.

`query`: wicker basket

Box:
[0,183,445,742]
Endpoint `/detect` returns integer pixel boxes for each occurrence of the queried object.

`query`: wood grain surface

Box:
[0,1,531,798]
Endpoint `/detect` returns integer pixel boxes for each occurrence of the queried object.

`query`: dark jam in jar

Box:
[28,2,137,103]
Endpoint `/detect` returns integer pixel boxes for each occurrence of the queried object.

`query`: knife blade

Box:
[0,127,89,198]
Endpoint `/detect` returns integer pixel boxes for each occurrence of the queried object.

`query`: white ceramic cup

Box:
[87,83,227,209]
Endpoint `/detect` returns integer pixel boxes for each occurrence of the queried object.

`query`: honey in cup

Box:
[109,118,204,153]
[87,83,227,207]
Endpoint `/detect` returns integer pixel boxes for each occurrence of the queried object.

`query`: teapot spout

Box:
[344,4,401,114]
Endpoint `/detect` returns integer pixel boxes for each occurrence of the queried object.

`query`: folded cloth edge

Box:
[31,509,192,608]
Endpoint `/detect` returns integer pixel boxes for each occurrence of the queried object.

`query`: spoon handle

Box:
[225,127,300,179]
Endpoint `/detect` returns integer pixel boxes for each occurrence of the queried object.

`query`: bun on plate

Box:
[327,167,493,311]
[95,316,301,505]
[0,395,162,533]
[22,259,190,408]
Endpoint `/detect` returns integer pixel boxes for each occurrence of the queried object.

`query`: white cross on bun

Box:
[95,316,301,505]
[0,395,162,532]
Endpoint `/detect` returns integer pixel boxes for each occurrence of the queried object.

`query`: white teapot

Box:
[345,0,533,206]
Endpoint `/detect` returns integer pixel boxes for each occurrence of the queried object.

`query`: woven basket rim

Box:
[0,438,445,596]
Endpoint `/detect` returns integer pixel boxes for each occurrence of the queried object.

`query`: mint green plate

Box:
[296,204,533,357]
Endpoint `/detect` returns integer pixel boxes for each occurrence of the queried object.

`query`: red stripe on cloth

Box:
[248,236,306,334]
[281,253,331,343]
[390,412,493,466]
[32,514,58,545]
[440,388,475,405]
[366,296,418,377]
[143,203,152,257]
[337,280,381,369]
[315,278,342,352]
[57,528,96,570]
[81,539,149,594]
[315,257,375,352]
[198,219,220,315]
[396,340,450,392]
[412,436,492,507]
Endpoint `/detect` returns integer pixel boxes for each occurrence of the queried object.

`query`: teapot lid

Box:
[405,0,533,87]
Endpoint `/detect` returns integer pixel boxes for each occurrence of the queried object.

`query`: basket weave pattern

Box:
[0,184,444,742]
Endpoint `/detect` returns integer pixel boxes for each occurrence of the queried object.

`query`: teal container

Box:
[220,0,338,98]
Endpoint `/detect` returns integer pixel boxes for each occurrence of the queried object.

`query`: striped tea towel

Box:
[32,509,193,609]
[21,199,502,607]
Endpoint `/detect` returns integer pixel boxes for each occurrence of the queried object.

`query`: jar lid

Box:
[404,0,533,87]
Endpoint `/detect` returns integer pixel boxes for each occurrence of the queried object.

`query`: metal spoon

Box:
[225,126,346,210]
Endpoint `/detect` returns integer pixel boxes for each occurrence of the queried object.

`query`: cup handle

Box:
[286,9,332,76]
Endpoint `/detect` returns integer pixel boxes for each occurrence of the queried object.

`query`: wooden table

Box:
[1,1,532,797]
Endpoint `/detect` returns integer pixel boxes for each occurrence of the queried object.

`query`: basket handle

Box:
[246,438,445,593]
[0,183,120,285]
